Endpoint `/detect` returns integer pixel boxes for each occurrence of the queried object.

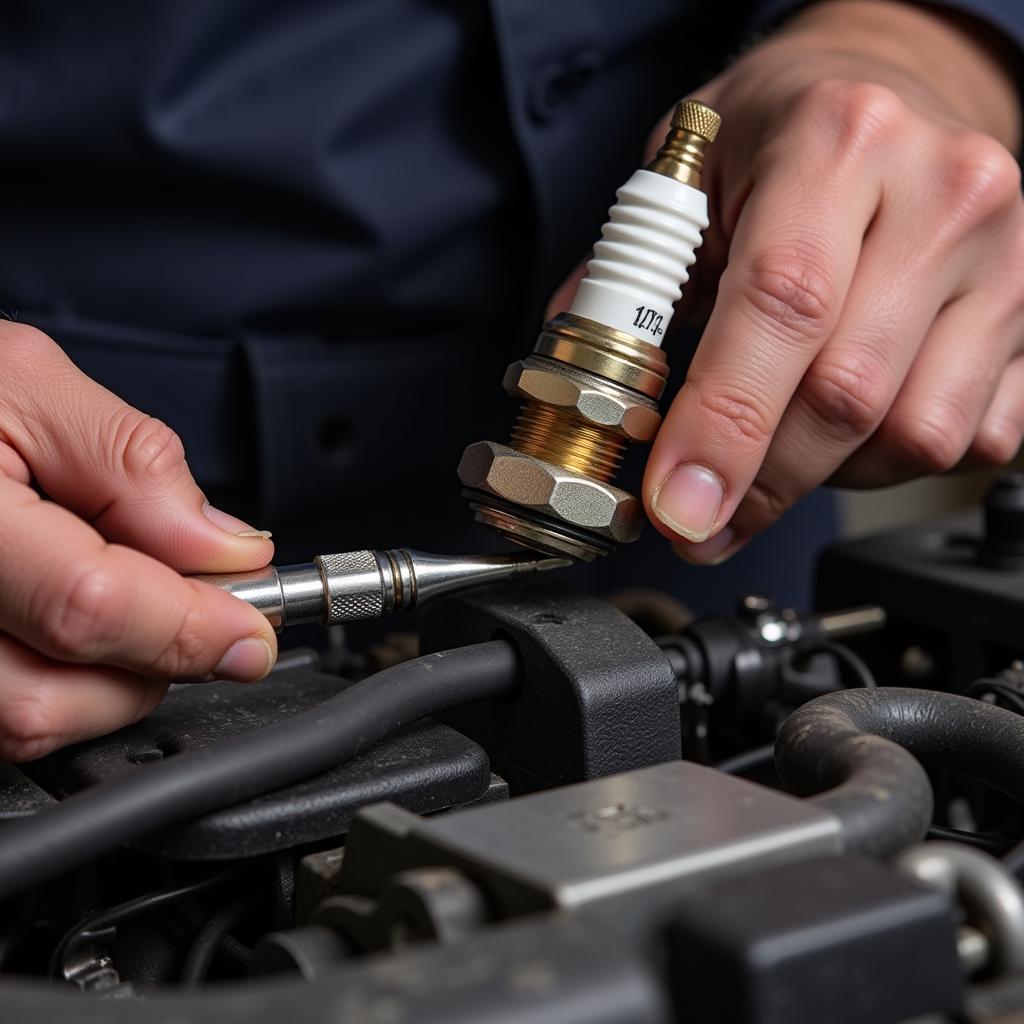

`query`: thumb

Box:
[0,324,273,574]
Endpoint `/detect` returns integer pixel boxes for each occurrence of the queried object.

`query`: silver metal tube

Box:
[198,565,285,630]
[278,564,328,626]
[897,841,1024,976]
[817,606,887,640]
[197,548,567,629]
[402,549,554,604]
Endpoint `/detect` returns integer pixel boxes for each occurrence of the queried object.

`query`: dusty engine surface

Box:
[3,475,1024,1024]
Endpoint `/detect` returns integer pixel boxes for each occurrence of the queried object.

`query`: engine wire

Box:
[717,642,876,775]
[926,824,1013,856]
[799,641,878,689]
[48,870,235,981]
[967,679,1024,717]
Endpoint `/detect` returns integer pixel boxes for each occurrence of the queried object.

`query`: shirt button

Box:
[527,50,603,124]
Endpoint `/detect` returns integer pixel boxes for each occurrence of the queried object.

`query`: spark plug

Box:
[459,100,720,561]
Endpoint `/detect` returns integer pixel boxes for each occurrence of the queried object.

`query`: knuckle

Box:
[145,600,213,679]
[37,564,120,661]
[803,79,905,151]
[800,352,890,436]
[944,134,1021,216]
[693,383,776,450]
[885,406,970,474]
[743,253,837,343]
[115,413,187,483]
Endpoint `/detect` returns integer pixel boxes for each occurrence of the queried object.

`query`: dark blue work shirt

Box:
[0,0,1020,614]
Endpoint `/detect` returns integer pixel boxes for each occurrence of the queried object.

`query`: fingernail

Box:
[203,502,272,539]
[214,637,275,682]
[652,464,725,542]
[672,527,739,565]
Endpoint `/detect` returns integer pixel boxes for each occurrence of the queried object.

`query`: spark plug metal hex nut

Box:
[459,441,643,555]
[503,357,661,443]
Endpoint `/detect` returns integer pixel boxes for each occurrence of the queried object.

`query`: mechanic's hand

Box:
[552,0,1024,564]
[0,323,278,761]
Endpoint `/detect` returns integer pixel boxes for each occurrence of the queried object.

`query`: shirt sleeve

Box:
[746,0,1022,112]
[747,0,1024,55]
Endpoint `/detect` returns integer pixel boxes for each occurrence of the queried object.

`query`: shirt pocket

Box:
[237,330,515,530]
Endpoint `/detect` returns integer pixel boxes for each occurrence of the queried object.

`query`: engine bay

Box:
[3,474,1024,1024]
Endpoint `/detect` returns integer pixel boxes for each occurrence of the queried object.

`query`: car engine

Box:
[1,472,1024,1023]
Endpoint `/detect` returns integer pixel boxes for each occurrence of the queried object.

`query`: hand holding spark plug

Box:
[650,1,1023,563]
[555,1,1024,565]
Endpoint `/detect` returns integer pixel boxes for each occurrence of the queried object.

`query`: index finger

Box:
[643,126,881,545]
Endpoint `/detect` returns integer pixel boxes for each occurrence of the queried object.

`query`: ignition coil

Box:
[459,100,720,560]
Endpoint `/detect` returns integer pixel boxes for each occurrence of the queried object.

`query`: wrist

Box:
[774,0,1020,148]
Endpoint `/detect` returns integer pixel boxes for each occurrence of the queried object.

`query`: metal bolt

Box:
[900,645,935,681]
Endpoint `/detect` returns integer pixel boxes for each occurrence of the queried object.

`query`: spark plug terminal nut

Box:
[460,99,721,561]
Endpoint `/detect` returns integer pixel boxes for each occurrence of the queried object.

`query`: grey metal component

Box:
[959,926,991,975]
[738,596,885,647]
[381,867,489,947]
[313,867,489,954]
[61,948,131,997]
[296,846,346,926]
[897,842,1024,977]
[2,915,670,1024]
[406,549,565,604]
[197,565,286,629]
[817,605,887,640]
[277,563,327,625]
[315,550,385,624]
[503,356,661,441]
[198,549,566,629]
[459,441,644,544]
[344,761,842,944]
[250,925,351,981]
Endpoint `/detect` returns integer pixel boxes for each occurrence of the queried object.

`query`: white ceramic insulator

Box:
[568,169,708,348]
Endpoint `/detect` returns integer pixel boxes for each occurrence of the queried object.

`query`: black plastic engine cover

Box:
[23,669,499,860]
[0,762,57,822]
[815,509,1024,692]
[420,579,681,794]
[667,856,963,1024]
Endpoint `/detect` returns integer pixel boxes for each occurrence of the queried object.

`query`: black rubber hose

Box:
[775,687,1024,859]
[181,895,254,985]
[0,641,520,902]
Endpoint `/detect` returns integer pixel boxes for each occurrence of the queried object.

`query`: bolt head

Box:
[502,359,660,442]
[458,441,643,543]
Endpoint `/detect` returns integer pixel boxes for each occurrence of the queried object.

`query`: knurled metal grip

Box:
[672,99,720,140]
[314,550,384,624]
